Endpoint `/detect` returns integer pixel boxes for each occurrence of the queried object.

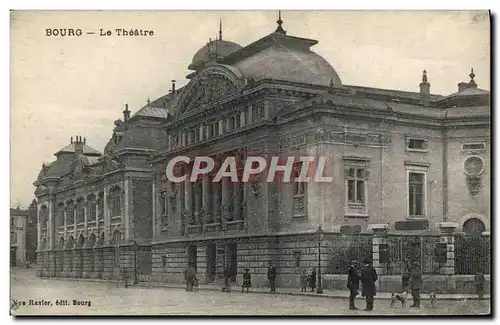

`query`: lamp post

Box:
[132,241,139,285]
[316,226,324,294]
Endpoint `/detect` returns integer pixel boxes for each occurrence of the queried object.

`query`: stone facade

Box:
[35,21,490,290]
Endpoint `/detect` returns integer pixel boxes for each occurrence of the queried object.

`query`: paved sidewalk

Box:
[35,275,489,301]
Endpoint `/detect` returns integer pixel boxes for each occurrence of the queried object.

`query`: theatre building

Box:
[35,17,490,290]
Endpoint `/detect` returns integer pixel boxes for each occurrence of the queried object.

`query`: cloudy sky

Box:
[10,10,490,208]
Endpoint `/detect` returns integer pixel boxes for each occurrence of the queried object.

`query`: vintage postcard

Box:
[10,10,491,316]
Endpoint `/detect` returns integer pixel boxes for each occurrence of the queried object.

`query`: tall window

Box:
[97,192,104,221]
[56,204,64,228]
[344,160,370,216]
[66,201,74,225]
[10,217,14,227]
[88,195,97,222]
[109,188,122,218]
[292,164,306,217]
[346,168,366,204]
[409,172,425,217]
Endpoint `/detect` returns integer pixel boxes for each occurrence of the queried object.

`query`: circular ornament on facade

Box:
[464,156,485,176]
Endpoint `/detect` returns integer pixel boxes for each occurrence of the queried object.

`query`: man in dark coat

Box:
[347,260,360,310]
[409,262,422,307]
[309,267,317,292]
[223,266,232,293]
[267,261,277,293]
[360,259,378,311]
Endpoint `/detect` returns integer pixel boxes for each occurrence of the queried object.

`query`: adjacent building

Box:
[10,207,28,266]
[34,18,490,288]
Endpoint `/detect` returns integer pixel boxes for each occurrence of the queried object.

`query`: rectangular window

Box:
[346,167,366,204]
[462,143,485,151]
[111,196,121,217]
[161,191,168,215]
[229,117,235,131]
[344,160,370,217]
[235,114,241,128]
[252,106,259,122]
[207,124,214,138]
[10,217,14,227]
[408,172,425,217]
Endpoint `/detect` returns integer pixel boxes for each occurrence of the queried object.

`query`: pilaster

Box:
[438,222,458,275]
[369,224,389,275]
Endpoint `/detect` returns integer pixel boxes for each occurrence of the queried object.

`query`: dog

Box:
[429,292,437,308]
[390,290,408,308]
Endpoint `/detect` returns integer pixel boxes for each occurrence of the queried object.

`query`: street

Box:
[10,268,490,316]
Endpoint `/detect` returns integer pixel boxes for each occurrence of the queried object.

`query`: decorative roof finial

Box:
[422,69,428,84]
[70,136,73,144]
[83,137,86,144]
[219,18,223,41]
[469,68,475,81]
[275,10,286,34]
[147,98,151,106]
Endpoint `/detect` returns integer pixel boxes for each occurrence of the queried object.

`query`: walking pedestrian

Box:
[474,272,485,300]
[360,259,378,311]
[309,267,317,292]
[267,261,277,293]
[347,260,360,310]
[242,268,252,293]
[409,262,422,308]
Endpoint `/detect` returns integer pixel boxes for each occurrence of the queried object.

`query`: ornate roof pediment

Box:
[176,65,246,116]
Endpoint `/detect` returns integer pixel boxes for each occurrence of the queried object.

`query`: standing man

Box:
[309,267,317,292]
[267,261,277,294]
[409,262,422,308]
[360,259,378,311]
[347,260,360,310]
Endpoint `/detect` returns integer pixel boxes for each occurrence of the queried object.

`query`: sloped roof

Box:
[115,126,167,151]
[55,143,101,156]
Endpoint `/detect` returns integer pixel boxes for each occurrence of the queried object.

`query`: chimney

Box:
[171,80,176,96]
[419,70,430,106]
[123,103,131,122]
[74,135,83,155]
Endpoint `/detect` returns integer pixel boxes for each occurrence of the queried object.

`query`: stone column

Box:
[438,222,458,275]
[199,125,205,141]
[194,181,201,224]
[234,180,243,221]
[240,110,246,127]
[202,174,211,223]
[184,166,193,229]
[218,119,224,135]
[264,100,270,119]
[152,180,156,241]
[212,180,221,223]
[369,224,389,275]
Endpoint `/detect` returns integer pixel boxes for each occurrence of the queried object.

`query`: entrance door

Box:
[226,243,237,282]
[187,245,197,271]
[206,244,216,282]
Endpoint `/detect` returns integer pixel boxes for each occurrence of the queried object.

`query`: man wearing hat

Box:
[409,261,422,308]
[347,260,360,310]
[360,259,378,311]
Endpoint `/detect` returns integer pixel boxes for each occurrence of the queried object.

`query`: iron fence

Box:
[455,235,490,275]
[326,234,373,274]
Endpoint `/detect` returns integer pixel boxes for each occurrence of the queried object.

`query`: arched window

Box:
[292,165,305,196]
[76,198,85,224]
[97,192,104,221]
[66,201,74,225]
[463,218,486,235]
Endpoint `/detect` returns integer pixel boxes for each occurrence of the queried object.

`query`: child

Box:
[300,269,308,292]
[242,268,252,293]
